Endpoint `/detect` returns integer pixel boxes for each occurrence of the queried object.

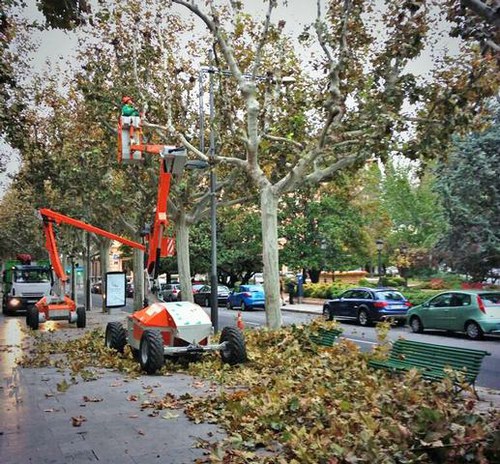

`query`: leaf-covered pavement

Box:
[19,319,500,463]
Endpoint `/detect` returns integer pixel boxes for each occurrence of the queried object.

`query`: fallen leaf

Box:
[137,430,145,435]
[71,415,87,427]
[128,395,138,402]
[162,412,179,420]
[83,396,103,403]
[57,380,70,392]
[129,414,139,419]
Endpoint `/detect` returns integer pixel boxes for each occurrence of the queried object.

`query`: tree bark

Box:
[132,248,145,311]
[261,186,282,329]
[175,209,194,303]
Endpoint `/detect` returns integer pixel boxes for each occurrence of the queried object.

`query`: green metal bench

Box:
[310,328,343,347]
[368,339,490,396]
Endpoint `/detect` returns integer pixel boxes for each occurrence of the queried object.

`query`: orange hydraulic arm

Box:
[40,208,145,288]
[146,159,173,276]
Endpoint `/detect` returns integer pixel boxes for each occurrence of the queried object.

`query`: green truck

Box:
[1,256,52,316]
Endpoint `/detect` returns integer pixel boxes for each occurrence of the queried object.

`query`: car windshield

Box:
[243,285,263,292]
[480,293,500,304]
[14,269,51,283]
[218,286,229,292]
[376,291,405,301]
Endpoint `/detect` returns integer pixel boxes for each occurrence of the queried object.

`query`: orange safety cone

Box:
[236,311,244,330]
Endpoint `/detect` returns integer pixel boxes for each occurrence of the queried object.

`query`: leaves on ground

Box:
[19,319,500,462]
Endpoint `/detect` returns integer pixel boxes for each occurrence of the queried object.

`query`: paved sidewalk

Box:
[0,312,225,464]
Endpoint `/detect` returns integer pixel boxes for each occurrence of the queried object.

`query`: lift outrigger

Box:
[28,209,146,330]
[103,101,247,374]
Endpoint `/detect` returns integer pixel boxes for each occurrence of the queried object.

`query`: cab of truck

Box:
[2,264,53,315]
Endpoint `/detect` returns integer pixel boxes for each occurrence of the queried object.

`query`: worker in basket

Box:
[121,96,140,141]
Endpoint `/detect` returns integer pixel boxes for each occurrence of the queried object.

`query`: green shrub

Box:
[380,276,406,287]
[403,289,442,306]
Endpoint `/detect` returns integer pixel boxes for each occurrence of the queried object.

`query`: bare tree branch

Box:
[251,0,275,80]
[263,133,305,150]
[462,0,500,29]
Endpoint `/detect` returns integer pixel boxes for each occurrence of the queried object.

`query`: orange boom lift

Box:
[27,209,145,330]
[102,102,247,374]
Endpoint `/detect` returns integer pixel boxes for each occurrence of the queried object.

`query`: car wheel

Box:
[323,306,332,321]
[220,327,247,365]
[241,301,247,311]
[105,322,127,353]
[226,300,233,310]
[205,297,210,307]
[465,321,483,340]
[357,309,369,326]
[27,307,39,330]
[76,306,86,328]
[410,316,424,334]
[139,329,164,374]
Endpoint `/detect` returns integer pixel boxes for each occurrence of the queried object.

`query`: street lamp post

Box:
[199,59,218,333]
[376,239,384,287]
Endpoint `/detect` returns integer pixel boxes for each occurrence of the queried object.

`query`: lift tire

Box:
[76,306,86,328]
[139,329,164,374]
[27,307,39,330]
[105,322,127,353]
[220,326,247,365]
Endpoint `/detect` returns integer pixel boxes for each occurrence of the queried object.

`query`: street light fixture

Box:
[376,239,384,287]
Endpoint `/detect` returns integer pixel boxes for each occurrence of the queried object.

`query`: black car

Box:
[193,285,230,307]
[91,280,103,294]
[126,282,134,298]
[323,287,411,326]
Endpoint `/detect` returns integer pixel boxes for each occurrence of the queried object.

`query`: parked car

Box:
[406,290,500,340]
[323,287,411,326]
[193,285,231,307]
[227,284,265,311]
[91,280,103,294]
[126,282,134,298]
[159,283,181,301]
[177,284,205,301]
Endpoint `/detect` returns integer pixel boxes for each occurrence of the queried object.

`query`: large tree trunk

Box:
[99,238,110,312]
[133,248,144,311]
[175,209,193,302]
[261,187,282,329]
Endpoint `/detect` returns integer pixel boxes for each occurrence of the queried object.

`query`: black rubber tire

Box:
[241,301,248,311]
[410,316,424,334]
[139,329,164,374]
[105,322,127,353]
[323,306,332,321]
[226,300,233,310]
[27,307,39,330]
[220,326,247,365]
[465,321,483,340]
[76,306,86,328]
[357,309,369,326]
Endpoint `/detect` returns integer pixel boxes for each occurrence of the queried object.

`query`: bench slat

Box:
[368,339,489,386]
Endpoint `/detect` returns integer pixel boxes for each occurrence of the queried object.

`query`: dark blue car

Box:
[227,285,265,311]
[323,287,411,326]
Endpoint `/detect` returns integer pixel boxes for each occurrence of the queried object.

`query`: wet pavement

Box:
[0,312,225,464]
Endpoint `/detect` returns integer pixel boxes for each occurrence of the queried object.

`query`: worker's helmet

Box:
[122,96,133,104]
